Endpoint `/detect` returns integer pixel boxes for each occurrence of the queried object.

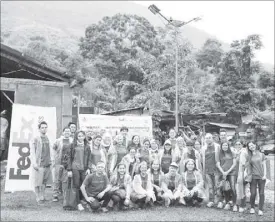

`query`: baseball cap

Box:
[170,162,179,168]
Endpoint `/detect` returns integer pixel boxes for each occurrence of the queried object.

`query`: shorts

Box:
[33,166,51,187]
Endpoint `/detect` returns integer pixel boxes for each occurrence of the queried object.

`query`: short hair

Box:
[93,134,102,140]
[220,128,227,134]
[68,122,76,127]
[63,126,70,132]
[38,121,47,129]
[96,161,106,167]
[120,126,129,132]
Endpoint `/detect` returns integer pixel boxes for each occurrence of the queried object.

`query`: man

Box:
[161,162,184,207]
[52,127,73,202]
[120,126,129,148]
[80,161,112,212]
[68,122,77,139]
[219,128,228,143]
[30,121,52,204]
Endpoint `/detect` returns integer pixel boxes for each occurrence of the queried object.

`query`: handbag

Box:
[220,179,231,192]
[63,177,77,211]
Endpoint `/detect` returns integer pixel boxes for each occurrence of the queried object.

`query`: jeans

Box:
[53,165,68,197]
[205,174,220,203]
[250,179,266,211]
[86,192,112,210]
[217,175,237,204]
[72,169,86,203]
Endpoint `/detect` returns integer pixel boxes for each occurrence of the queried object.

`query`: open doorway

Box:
[0,90,14,161]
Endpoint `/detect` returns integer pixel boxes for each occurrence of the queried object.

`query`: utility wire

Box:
[1,91,14,104]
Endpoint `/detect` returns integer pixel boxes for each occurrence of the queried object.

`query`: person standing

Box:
[121,147,139,178]
[127,135,141,152]
[246,141,267,216]
[68,122,77,139]
[52,127,73,202]
[138,139,151,165]
[90,135,106,173]
[80,161,112,213]
[120,126,129,148]
[30,121,52,204]
[67,130,92,211]
[159,140,177,174]
[201,133,221,208]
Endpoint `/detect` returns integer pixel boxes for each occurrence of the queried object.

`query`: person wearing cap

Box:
[159,140,177,174]
[179,140,202,174]
[130,161,156,208]
[201,133,221,208]
[161,162,185,207]
[181,159,205,207]
[89,135,106,174]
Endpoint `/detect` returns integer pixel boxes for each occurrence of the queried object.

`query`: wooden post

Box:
[77,91,80,129]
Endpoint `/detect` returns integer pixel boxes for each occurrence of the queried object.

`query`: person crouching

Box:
[181,159,205,207]
[80,161,112,213]
[161,162,185,207]
[108,163,132,211]
[130,161,156,208]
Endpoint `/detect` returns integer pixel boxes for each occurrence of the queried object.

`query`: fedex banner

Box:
[5,104,56,192]
[79,114,153,142]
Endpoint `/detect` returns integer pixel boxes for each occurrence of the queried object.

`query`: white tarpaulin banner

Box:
[79,114,153,142]
[5,104,56,192]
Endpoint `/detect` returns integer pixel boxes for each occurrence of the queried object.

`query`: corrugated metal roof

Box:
[207,122,238,128]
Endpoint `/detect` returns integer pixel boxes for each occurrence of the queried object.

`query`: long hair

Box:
[219,142,233,160]
[129,135,141,149]
[184,159,197,172]
[246,141,259,162]
[73,130,88,147]
[150,159,161,175]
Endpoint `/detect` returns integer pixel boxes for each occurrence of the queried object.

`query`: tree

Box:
[213,35,263,115]
[196,38,224,74]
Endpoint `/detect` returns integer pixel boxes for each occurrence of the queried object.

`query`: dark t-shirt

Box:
[40,136,51,167]
[61,138,71,167]
[83,173,109,197]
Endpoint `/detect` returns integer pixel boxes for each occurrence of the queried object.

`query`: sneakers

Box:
[165,198,171,207]
[250,208,255,214]
[224,203,231,210]
[228,200,233,206]
[52,196,59,202]
[239,207,246,213]
[101,207,108,213]
[206,202,214,208]
[217,202,223,209]
[258,210,263,216]
[232,205,238,212]
[77,204,84,211]
[179,198,186,205]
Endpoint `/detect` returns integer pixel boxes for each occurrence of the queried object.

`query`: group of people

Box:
[29,121,268,216]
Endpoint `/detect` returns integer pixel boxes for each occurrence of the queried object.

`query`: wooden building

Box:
[0,43,85,138]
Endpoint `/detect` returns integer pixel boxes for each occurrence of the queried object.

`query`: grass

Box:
[1,179,275,221]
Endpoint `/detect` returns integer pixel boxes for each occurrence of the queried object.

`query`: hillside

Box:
[1,1,228,51]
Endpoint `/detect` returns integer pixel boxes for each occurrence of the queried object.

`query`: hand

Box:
[33,164,38,171]
[262,175,266,181]
[124,198,130,206]
[145,195,151,203]
[86,196,95,203]
[110,186,119,192]
[190,189,194,196]
[67,171,73,177]
[85,169,90,175]
[97,191,105,199]
[237,176,243,184]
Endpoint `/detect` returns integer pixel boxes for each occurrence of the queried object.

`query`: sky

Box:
[134,1,274,65]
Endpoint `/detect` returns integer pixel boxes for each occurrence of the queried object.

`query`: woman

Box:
[109,163,132,210]
[138,139,151,164]
[148,159,165,204]
[121,147,140,178]
[167,129,178,150]
[246,141,267,216]
[216,142,237,210]
[179,140,202,174]
[130,161,156,208]
[109,134,128,176]
[127,135,141,152]
[175,136,186,164]
[149,139,159,164]
[194,140,202,153]
[67,130,92,211]
[159,140,175,174]
[182,159,205,207]
[90,135,106,173]
[201,133,221,208]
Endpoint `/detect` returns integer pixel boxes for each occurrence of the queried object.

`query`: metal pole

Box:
[77,91,80,129]
[175,28,179,132]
